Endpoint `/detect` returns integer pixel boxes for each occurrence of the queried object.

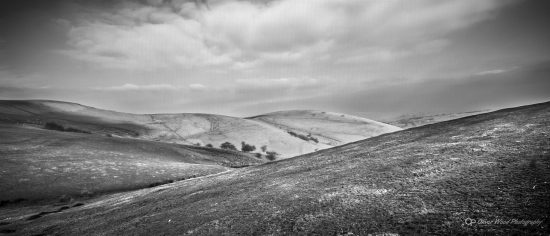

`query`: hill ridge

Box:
[0,99,401,158]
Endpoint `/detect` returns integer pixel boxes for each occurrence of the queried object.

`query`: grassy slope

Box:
[0,100,151,137]
[151,113,325,158]
[0,100,400,158]
[9,101,550,235]
[249,110,402,146]
[385,110,492,129]
[0,124,262,202]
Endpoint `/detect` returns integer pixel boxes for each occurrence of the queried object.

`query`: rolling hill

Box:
[249,110,401,146]
[0,100,401,158]
[6,101,549,235]
[0,123,262,203]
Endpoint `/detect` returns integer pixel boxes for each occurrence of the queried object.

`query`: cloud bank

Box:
[4,0,548,118]
[60,0,508,70]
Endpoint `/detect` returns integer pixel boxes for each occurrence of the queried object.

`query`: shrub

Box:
[220,142,237,150]
[241,141,256,152]
[44,122,90,134]
[195,142,201,146]
[266,151,279,161]
[288,131,318,143]
[58,194,73,203]
[261,145,267,152]
[205,143,213,148]
[44,122,65,131]
[254,153,262,158]
[65,127,91,134]
[307,134,319,143]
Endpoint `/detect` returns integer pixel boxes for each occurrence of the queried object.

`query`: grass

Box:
[2,101,550,235]
[0,124,262,204]
[0,100,149,137]
[0,100,400,159]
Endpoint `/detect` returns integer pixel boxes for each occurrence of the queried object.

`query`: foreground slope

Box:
[0,100,400,158]
[0,124,262,203]
[9,101,549,235]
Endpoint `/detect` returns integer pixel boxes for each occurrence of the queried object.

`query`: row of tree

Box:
[211,141,278,160]
[44,122,91,134]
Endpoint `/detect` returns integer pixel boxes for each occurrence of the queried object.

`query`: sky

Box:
[1,0,549,119]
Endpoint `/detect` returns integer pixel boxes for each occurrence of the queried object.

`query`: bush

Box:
[205,143,213,148]
[308,134,319,143]
[220,142,237,150]
[241,141,256,152]
[254,153,262,158]
[261,145,267,152]
[266,151,279,161]
[58,194,73,203]
[288,131,318,143]
[65,127,91,134]
[44,122,65,131]
[44,122,90,134]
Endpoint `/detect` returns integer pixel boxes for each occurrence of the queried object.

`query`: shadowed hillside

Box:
[7,101,549,235]
[0,100,400,158]
[0,124,262,203]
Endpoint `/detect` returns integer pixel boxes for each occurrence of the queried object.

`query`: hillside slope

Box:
[249,110,401,146]
[385,110,492,129]
[9,101,549,235]
[0,100,400,158]
[0,124,262,203]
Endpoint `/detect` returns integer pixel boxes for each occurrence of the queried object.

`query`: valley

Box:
[1,101,548,235]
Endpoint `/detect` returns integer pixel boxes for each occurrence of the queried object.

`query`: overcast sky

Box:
[1,0,549,118]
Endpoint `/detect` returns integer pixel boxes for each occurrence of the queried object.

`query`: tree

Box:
[205,143,213,148]
[44,122,91,134]
[241,141,256,152]
[44,122,65,131]
[266,151,279,161]
[261,145,267,152]
[220,142,237,150]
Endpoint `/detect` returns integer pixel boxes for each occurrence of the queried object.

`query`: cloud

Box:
[235,77,320,92]
[230,60,550,118]
[97,83,179,91]
[189,83,206,90]
[57,0,509,71]
[60,17,232,69]
[2,0,547,119]
[475,67,516,76]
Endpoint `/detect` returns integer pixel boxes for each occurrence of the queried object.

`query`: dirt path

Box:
[198,114,221,134]
[251,117,342,144]
[150,115,186,140]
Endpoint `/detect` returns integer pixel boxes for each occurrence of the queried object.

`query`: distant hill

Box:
[249,110,401,146]
[0,100,400,158]
[10,101,548,235]
[0,124,262,203]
